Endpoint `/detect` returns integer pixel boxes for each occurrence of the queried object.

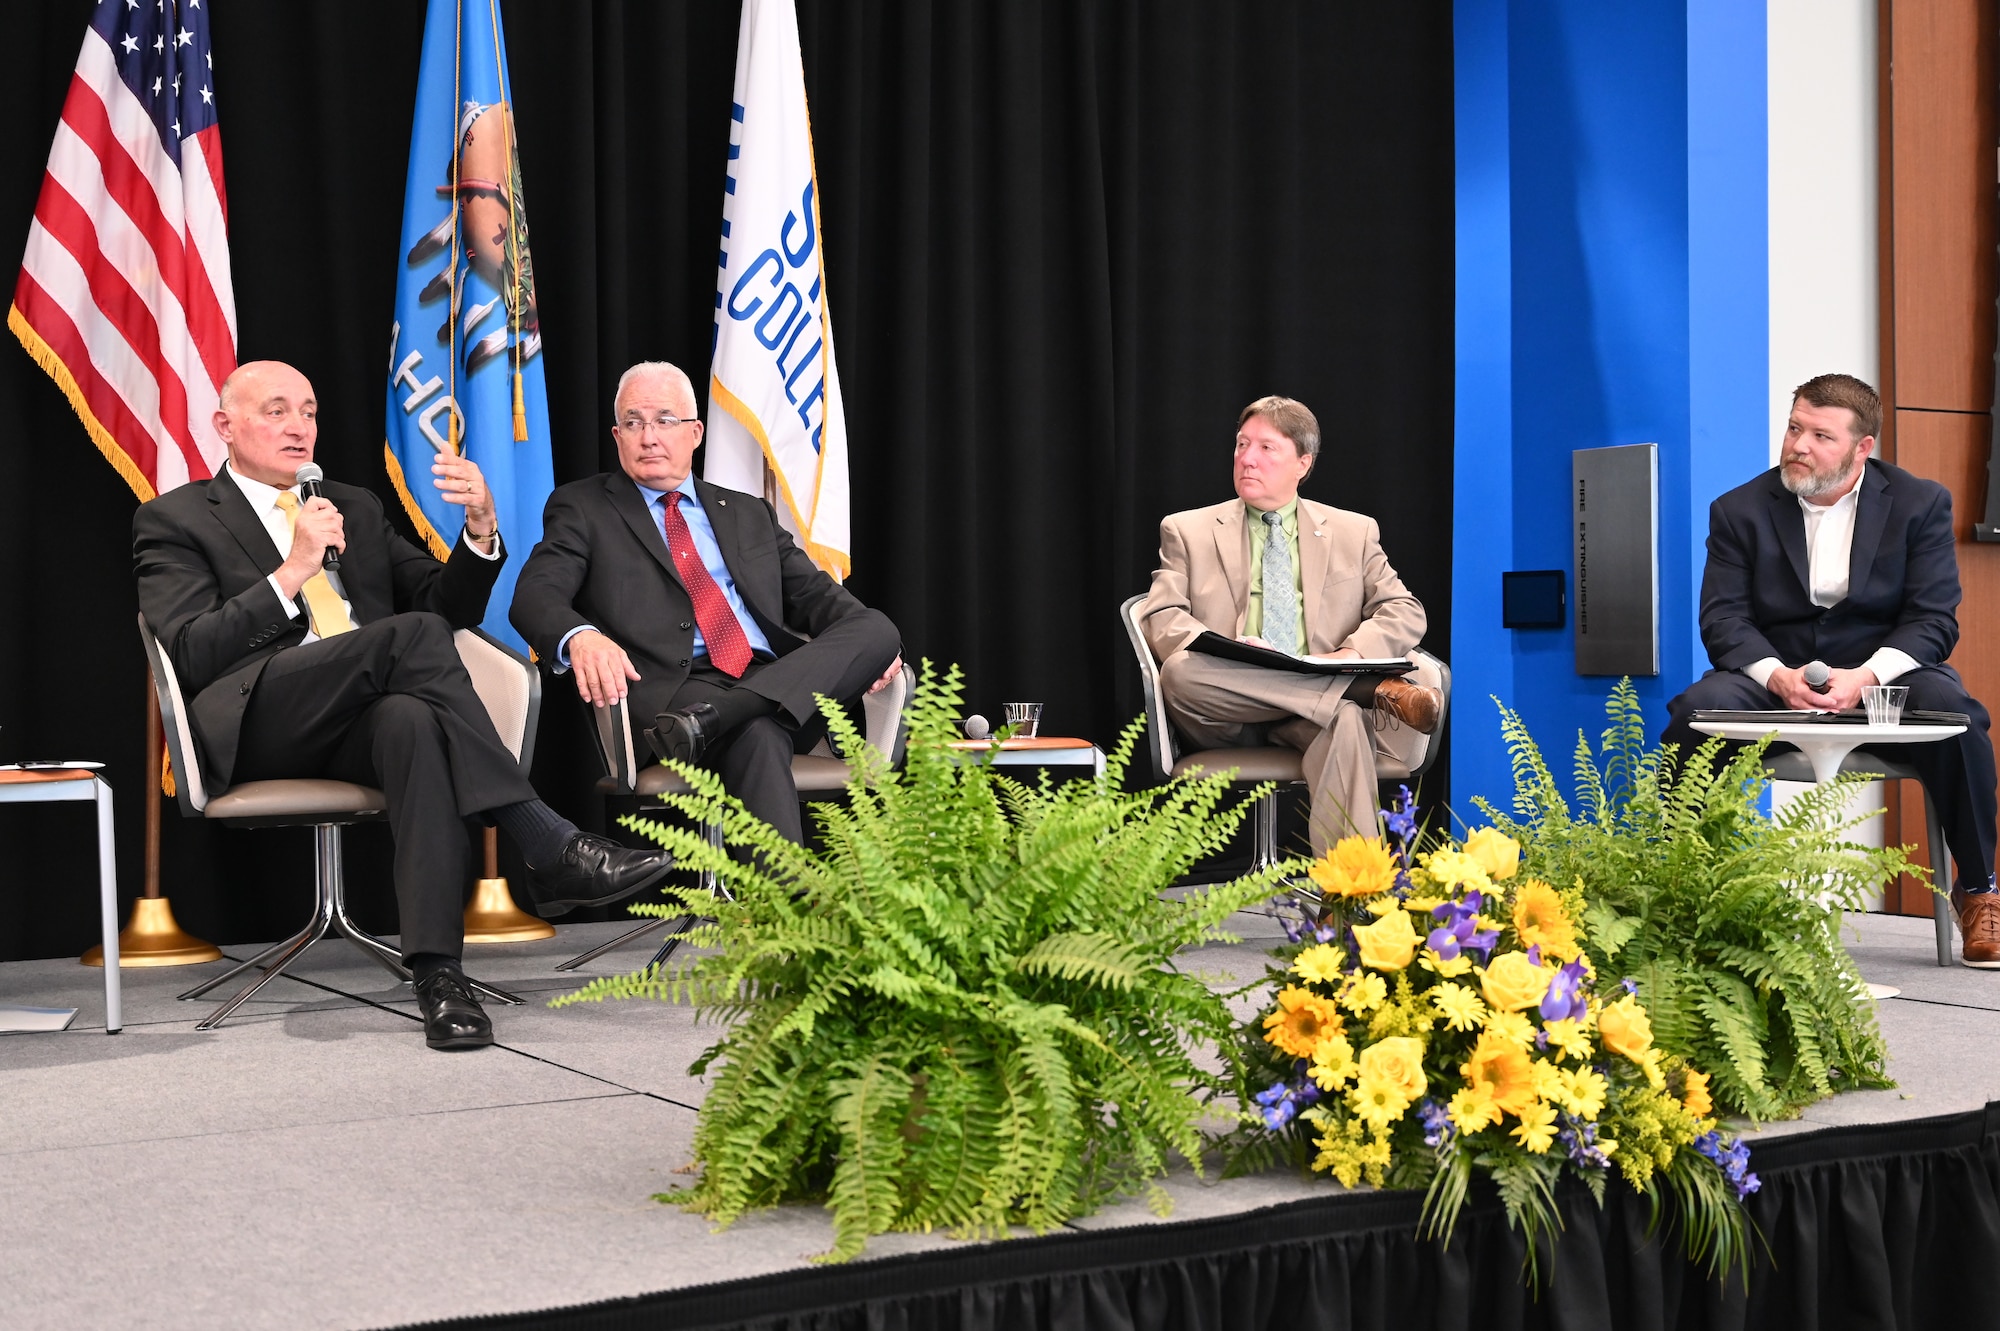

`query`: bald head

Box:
[214,360,319,485]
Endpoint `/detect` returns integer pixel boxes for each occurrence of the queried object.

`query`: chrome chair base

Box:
[178,825,523,1030]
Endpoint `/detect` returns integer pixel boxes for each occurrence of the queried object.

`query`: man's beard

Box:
[1781,443,1862,499]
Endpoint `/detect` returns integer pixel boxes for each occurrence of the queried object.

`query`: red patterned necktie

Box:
[659,491,753,677]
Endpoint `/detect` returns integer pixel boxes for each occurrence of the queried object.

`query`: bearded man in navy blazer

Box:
[510,361,902,844]
[1663,373,1999,964]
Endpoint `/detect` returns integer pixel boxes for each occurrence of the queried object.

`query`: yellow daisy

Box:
[1337,971,1389,1015]
[1430,982,1486,1032]
[1292,943,1345,987]
[1308,1032,1358,1091]
[1447,1084,1500,1134]
[1562,1066,1608,1120]
[1510,1100,1560,1153]
[1542,1016,1594,1063]
[1682,1068,1714,1119]
[1348,1073,1413,1133]
[1481,1009,1537,1049]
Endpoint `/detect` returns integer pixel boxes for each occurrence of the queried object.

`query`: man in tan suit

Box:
[1139,395,1441,851]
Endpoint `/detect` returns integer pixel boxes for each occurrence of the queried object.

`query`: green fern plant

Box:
[554,662,1293,1260]
[1475,679,1919,1120]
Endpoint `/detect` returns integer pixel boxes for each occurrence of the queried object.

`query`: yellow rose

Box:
[1461,827,1521,882]
[1309,835,1399,899]
[1479,950,1550,1012]
[1352,907,1421,971]
[1598,995,1655,1063]
[1357,1036,1427,1102]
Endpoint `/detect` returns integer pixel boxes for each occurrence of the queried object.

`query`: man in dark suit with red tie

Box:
[1663,373,1998,964]
[510,361,902,844]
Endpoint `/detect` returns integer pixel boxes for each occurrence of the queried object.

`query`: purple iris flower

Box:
[1620,977,1640,997]
[1539,957,1591,1023]
[1381,786,1418,847]
[1427,889,1498,960]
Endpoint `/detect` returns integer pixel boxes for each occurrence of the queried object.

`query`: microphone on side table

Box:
[293,463,340,570]
[1802,661,1832,695]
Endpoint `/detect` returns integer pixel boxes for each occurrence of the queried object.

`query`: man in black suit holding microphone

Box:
[133,360,671,1049]
[1663,373,1999,964]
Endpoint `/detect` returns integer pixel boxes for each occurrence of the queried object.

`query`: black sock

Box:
[490,800,580,868]
[703,687,780,738]
[407,952,461,986]
[1345,674,1391,708]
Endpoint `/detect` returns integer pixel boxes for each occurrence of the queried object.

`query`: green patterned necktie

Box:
[1261,510,1299,655]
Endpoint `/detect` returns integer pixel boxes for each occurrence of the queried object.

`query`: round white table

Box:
[1689,717,1967,995]
[1687,719,1965,784]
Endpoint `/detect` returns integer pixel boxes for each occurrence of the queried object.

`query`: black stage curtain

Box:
[0,3,1453,960]
[398,1106,2000,1331]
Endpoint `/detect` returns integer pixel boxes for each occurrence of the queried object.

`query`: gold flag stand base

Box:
[82,896,223,967]
[463,876,556,942]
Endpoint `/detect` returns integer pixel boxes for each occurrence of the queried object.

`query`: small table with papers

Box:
[0,766,120,1033]
[947,736,1107,780]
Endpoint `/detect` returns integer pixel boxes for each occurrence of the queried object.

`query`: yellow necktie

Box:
[274,492,356,638]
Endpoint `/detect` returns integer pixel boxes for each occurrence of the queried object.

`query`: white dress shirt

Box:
[225,463,497,645]
[1743,482,1918,690]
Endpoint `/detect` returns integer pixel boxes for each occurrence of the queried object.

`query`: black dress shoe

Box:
[646,702,722,765]
[414,970,493,1051]
[525,832,675,918]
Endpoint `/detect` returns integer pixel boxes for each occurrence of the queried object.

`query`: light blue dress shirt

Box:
[556,475,772,669]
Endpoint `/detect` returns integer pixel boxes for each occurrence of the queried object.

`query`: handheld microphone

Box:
[293,463,340,570]
[962,715,991,741]
[1802,661,1832,694]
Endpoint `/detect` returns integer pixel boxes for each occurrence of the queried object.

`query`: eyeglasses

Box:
[616,414,698,435]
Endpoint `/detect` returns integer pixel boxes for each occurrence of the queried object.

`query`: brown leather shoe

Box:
[1953,889,2000,969]
[1370,678,1442,734]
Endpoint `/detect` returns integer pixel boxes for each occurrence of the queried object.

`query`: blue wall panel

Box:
[1451,0,1767,818]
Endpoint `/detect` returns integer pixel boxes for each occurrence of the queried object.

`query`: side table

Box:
[947,736,1108,780]
[0,768,120,1032]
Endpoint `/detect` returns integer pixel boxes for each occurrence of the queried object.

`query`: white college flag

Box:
[706,0,850,579]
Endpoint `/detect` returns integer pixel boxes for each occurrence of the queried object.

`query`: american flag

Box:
[10,0,236,501]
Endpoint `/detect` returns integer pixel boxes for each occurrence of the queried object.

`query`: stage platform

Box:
[4,908,2000,1330]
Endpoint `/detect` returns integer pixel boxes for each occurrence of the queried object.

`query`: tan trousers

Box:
[1157,649,1396,854]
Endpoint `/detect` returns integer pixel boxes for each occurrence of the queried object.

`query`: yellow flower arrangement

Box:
[1246,804,1753,1276]
[1461,827,1520,882]
[1309,835,1398,898]
[1478,950,1549,1012]
[1511,878,1579,959]
[1352,907,1422,971]
[1262,986,1343,1059]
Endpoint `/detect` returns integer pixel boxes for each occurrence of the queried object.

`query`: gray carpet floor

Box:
[2,908,1995,1330]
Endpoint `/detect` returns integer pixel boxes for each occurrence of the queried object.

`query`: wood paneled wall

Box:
[1879,0,1998,908]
